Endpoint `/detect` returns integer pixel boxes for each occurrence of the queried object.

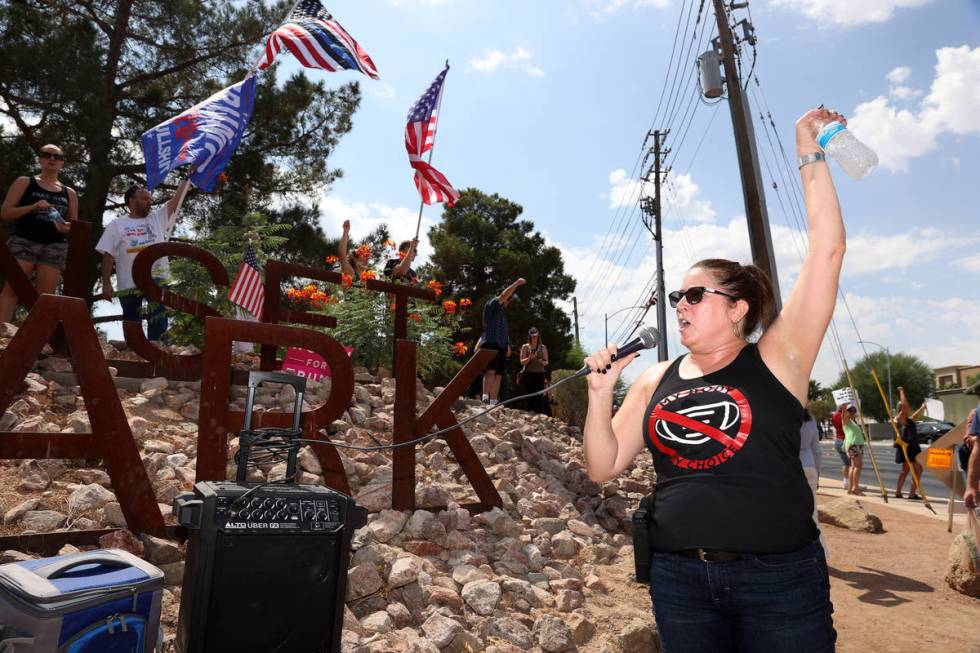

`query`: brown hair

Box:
[691,258,777,336]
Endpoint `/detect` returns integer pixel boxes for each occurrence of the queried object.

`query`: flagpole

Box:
[413,60,449,243]
[165,179,192,239]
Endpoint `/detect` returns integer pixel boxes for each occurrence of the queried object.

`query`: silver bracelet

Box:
[797,151,826,169]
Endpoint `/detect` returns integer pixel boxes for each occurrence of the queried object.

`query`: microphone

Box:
[575,326,660,377]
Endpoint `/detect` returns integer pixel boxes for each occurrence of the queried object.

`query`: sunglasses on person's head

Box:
[38,151,64,161]
[668,286,737,308]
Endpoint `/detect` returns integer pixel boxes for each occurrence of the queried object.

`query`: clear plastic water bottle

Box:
[816,120,878,180]
[45,207,65,224]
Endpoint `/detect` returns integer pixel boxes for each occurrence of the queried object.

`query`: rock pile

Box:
[0,332,659,652]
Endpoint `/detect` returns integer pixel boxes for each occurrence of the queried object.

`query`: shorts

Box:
[834,438,850,466]
[481,342,508,374]
[6,234,68,270]
[847,444,864,460]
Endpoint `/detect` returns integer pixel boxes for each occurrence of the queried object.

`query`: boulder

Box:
[421,613,462,649]
[461,579,501,616]
[21,510,67,531]
[68,483,116,513]
[4,498,40,524]
[99,529,144,556]
[817,496,884,533]
[347,564,384,601]
[945,531,980,597]
[533,614,575,653]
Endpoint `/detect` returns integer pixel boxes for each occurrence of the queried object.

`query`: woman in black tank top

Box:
[0,144,78,324]
[582,108,847,653]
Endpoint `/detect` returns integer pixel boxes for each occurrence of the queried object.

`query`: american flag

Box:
[257,0,379,79]
[405,65,460,206]
[228,244,265,319]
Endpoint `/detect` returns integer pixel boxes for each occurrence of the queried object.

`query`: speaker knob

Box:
[250,498,262,508]
[303,509,314,520]
[288,504,299,514]
[315,510,327,521]
[263,498,274,508]
[238,510,250,521]
[275,499,287,509]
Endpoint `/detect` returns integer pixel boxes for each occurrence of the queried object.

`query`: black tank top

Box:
[14,177,69,244]
[643,344,817,554]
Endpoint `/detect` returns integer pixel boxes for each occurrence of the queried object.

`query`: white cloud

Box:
[956,256,980,273]
[842,227,976,276]
[587,0,669,19]
[847,45,980,171]
[367,82,396,100]
[770,0,931,26]
[468,48,544,77]
[886,66,911,84]
[607,169,716,222]
[316,195,438,268]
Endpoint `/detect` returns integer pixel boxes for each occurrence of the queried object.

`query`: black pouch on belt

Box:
[632,493,655,584]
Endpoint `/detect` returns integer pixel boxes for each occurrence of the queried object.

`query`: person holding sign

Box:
[894,386,926,500]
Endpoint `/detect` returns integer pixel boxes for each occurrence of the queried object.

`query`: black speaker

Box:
[173,482,366,653]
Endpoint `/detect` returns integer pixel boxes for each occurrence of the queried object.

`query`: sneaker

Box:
[482,394,490,403]
[489,399,499,406]
[907,493,921,500]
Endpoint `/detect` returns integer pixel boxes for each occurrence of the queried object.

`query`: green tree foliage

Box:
[808,398,834,425]
[808,379,827,402]
[426,188,577,375]
[550,370,588,429]
[832,351,933,422]
[0,0,360,293]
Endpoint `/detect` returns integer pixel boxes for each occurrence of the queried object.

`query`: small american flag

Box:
[405,65,459,206]
[228,244,265,319]
[258,0,379,79]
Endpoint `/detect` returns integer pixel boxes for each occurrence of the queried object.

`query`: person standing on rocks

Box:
[96,181,189,342]
[519,327,550,414]
[582,107,845,651]
[480,278,524,405]
[0,144,77,324]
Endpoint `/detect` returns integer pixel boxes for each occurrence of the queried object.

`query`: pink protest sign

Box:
[281,346,353,381]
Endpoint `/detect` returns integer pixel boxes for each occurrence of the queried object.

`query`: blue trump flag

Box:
[141,76,257,192]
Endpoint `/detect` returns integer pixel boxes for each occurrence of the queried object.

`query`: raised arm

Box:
[759,107,847,404]
[339,219,355,277]
[393,239,417,278]
[896,386,910,422]
[498,278,525,304]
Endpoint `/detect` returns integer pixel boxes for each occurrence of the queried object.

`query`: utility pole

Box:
[640,129,669,362]
[572,296,580,345]
[709,0,781,308]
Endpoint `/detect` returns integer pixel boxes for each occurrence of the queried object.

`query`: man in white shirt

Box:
[96,181,188,341]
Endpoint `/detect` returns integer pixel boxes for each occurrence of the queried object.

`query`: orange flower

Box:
[355,244,372,259]
[443,300,457,315]
[389,301,397,311]
[453,341,468,357]
[459,297,473,310]
[409,313,422,323]
[360,270,376,282]
[324,255,338,265]
[426,280,443,297]
[341,274,353,289]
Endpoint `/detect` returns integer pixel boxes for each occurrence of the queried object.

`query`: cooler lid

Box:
[0,549,162,600]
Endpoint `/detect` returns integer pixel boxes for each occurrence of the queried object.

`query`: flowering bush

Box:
[426,280,443,297]
[359,270,376,282]
[442,300,457,315]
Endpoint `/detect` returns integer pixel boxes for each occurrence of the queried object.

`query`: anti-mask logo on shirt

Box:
[647,385,752,470]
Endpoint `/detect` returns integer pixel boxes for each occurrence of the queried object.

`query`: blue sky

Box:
[276,0,978,388]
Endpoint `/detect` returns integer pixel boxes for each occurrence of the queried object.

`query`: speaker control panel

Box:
[174,482,360,535]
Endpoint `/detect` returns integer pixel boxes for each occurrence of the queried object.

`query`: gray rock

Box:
[1,550,35,564]
[102,502,127,527]
[348,407,367,425]
[489,616,533,649]
[461,579,501,616]
[4,498,40,524]
[140,377,169,393]
[368,509,407,543]
[68,483,116,513]
[618,617,659,653]
[387,556,422,588]
[0,411,16,431]
[21,510,67,531]
[451,564,490,586]
[533,614,574,652]
[355,482,393,513]
[140,535,182,565]
[421,613,462,648]
[551,531,582,559]
[360,610,394,634]
[158,562,184,587]
[347,564,384,601]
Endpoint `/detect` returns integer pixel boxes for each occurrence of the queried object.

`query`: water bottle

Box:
[45,206,65,224]
[816,120,878,180]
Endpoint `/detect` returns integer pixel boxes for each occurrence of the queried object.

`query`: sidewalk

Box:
[817,474,968,529]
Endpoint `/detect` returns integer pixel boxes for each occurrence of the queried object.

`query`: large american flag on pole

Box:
[257,0,379,79]
[228,243,265,319]
[405,65,459,206]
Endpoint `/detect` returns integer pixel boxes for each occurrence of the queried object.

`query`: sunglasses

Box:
[668,286,737,308]
[39,152,65,161]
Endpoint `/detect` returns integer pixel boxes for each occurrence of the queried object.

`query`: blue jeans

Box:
[834,438,850,467]
[649,540,836,653]
[119,292,168,342]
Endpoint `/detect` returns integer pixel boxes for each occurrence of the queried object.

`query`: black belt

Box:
[675,548,750,562]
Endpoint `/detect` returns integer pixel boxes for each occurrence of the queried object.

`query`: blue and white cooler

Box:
[0,548,164,652]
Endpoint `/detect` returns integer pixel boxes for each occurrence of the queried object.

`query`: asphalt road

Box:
[817,440,960,505]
